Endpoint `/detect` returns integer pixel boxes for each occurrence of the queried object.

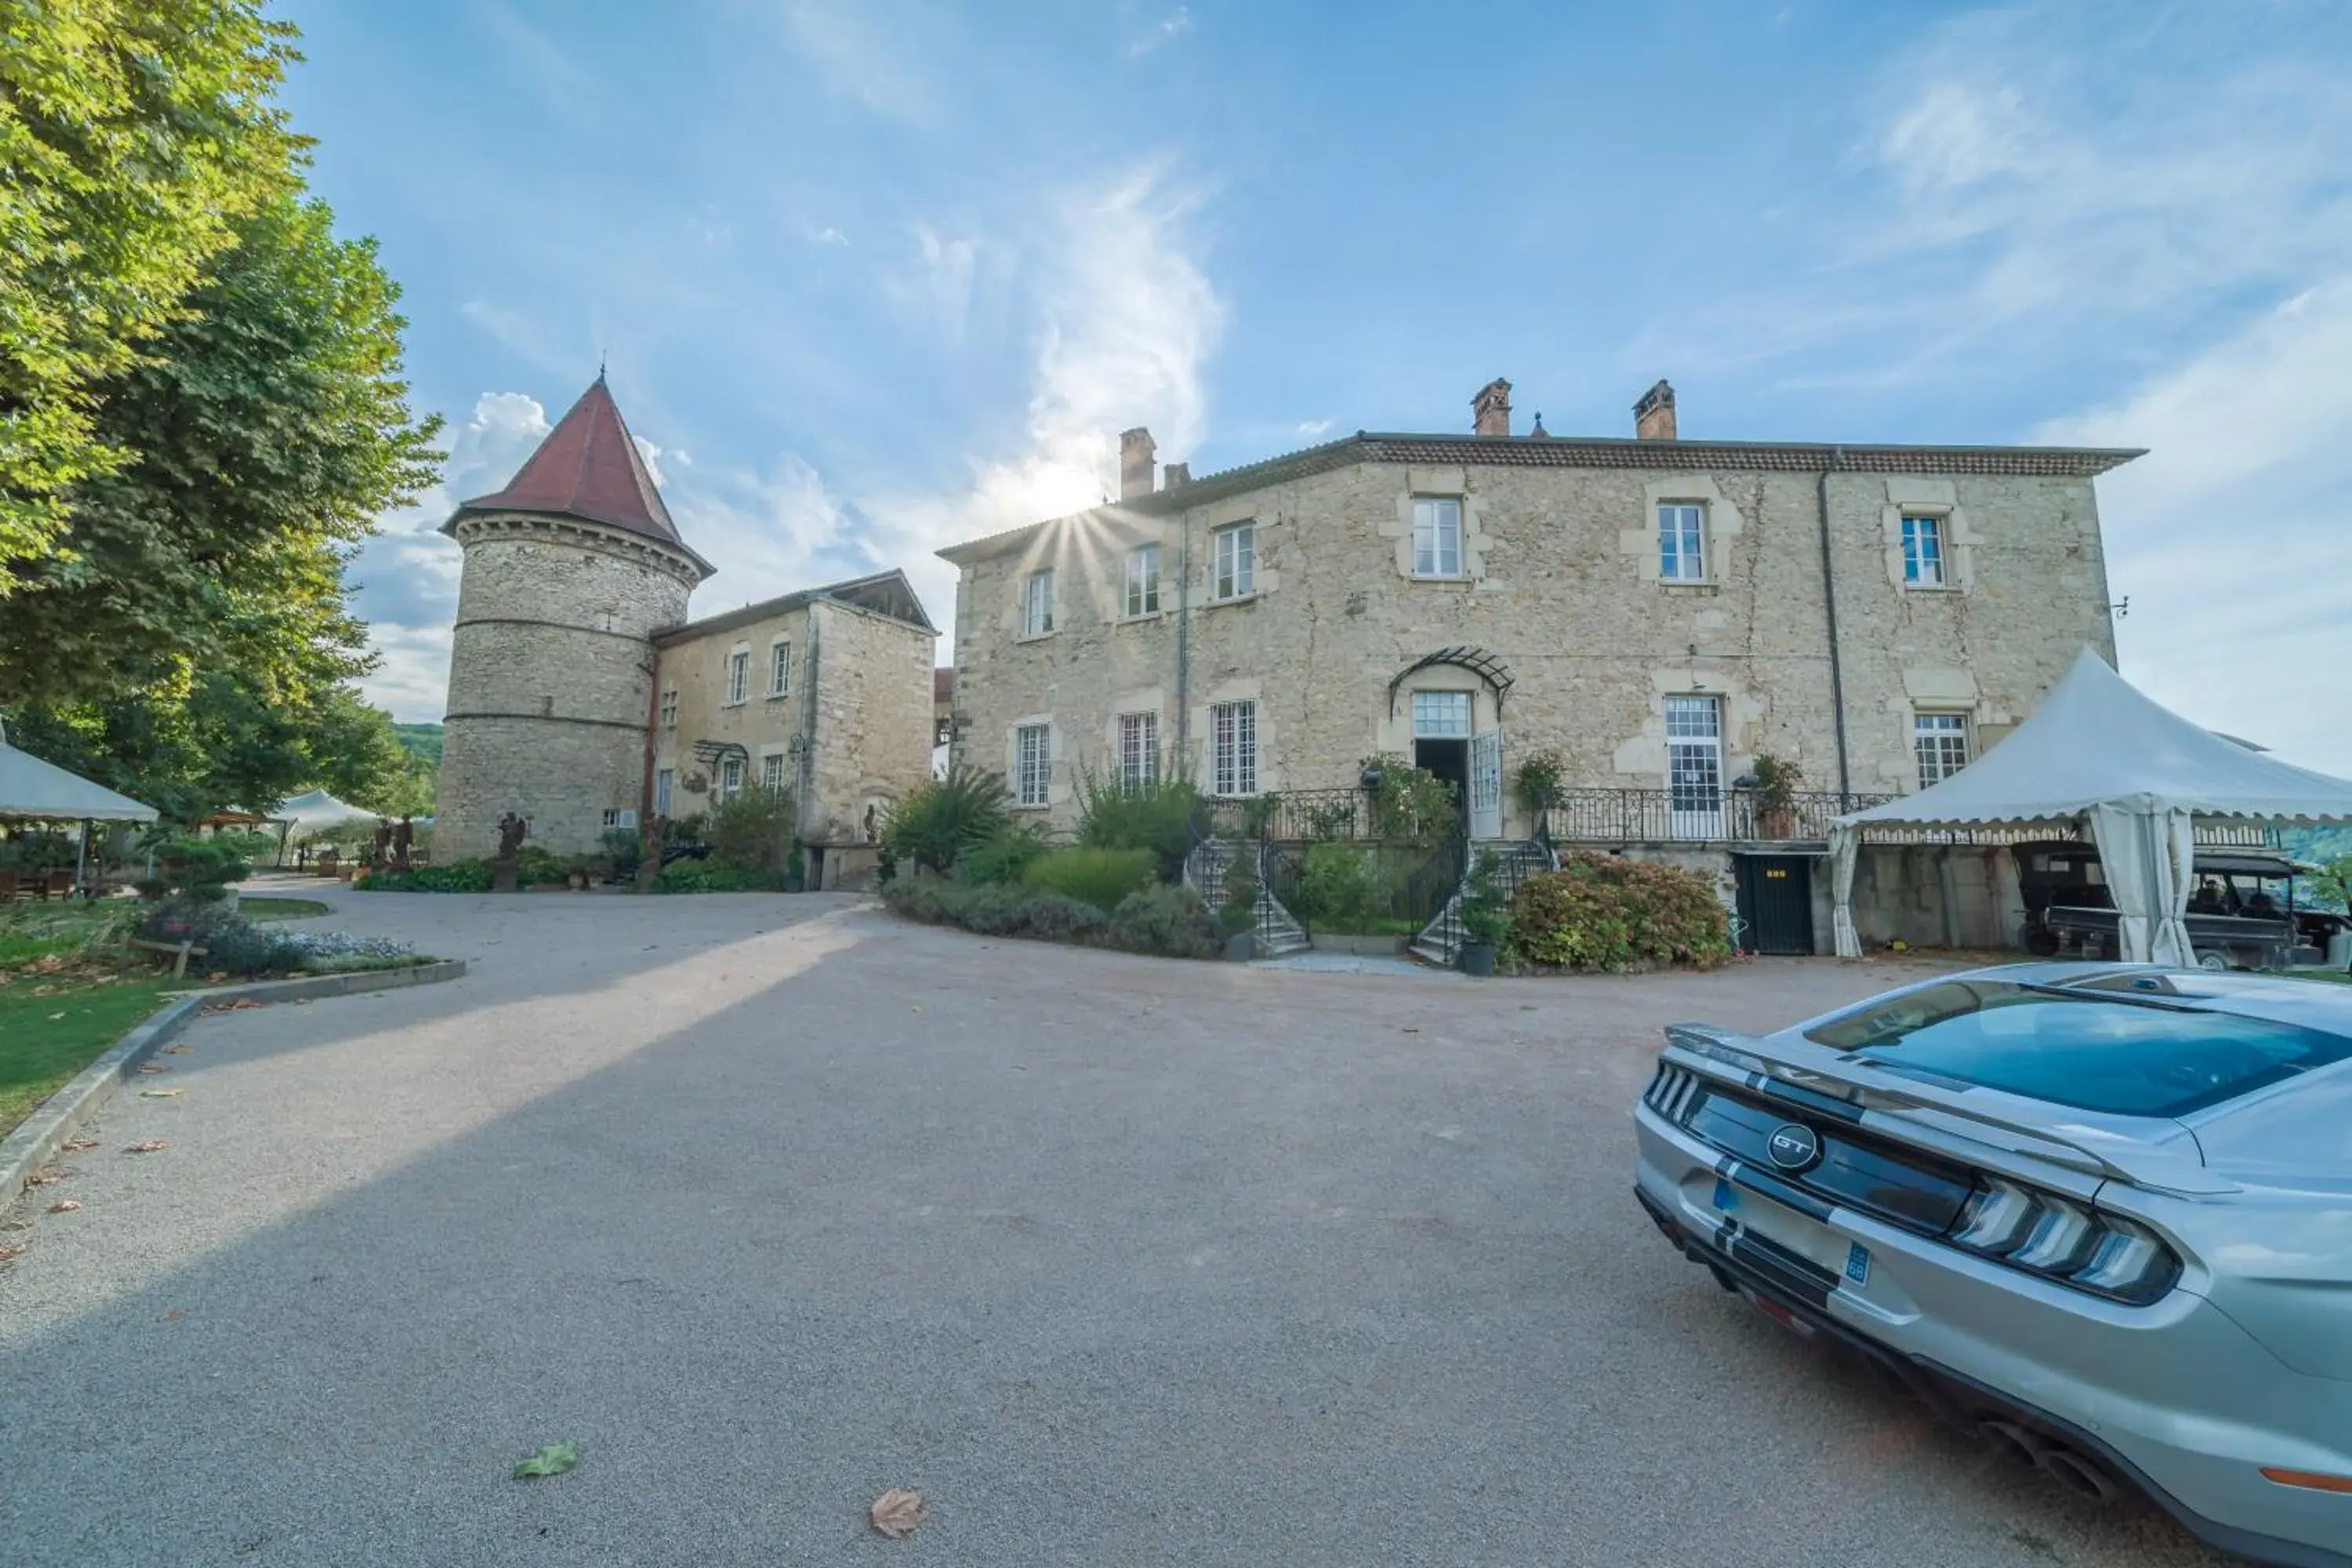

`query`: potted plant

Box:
[1752,754,1804,840]
[1457,850,1508,977]
[1514,746,1566,822]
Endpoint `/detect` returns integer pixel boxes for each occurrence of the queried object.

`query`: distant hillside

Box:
[392,723,442,767]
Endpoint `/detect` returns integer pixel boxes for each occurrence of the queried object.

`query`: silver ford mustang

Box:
[1633,962,2352,1568]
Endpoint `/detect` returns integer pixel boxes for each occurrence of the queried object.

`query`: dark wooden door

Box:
[1736,855,1815,956]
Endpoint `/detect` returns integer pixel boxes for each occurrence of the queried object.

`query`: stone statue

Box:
[390,815,414,871]
[493,811,529,893]
[370,819,393,869]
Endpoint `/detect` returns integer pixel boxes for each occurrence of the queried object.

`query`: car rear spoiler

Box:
[1659,1023,2239,1196]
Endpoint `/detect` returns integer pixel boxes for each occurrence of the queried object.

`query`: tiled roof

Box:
[936,430,2144,564]
[934,666,955,703]
[653,568,938,645]
[446,377,690,551]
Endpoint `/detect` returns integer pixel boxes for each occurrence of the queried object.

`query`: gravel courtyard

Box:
[0,886,2233,1567]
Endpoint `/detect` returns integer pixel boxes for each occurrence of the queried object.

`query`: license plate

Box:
[1713,1178,1857,1285]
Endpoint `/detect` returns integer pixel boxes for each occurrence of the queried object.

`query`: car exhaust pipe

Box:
[1976,1420,2124,1506]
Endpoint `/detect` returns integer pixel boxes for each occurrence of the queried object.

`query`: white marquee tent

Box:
[276,789,380,834]
[0,738,158,824]
[1831,648,2352,965]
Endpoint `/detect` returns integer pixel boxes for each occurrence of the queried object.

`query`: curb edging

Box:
[0,959,468,1206]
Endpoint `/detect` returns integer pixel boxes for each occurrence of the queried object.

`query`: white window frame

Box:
[1902,514,1948,587]
[654,768,674,817]
[1117,711,1159,789]
[1658,502,1707,583]
[1022,569,1054,637]
[768,639,792,698]
[719,755,745,797]
[1213,522,1254,601]
[1410,690,1472,738]
[659,687,678,728]
[601,808,637,831]
[1123,543,1161,618]
[724,650,750,706]
[760,751,787,794]
[1411,495,1463,579]
[1210,700,1258,797]
[1015,723,1051,808]
[1915,711,1970,789]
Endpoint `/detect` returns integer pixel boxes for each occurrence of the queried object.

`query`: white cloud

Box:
[775,0,938,124]
[1296,419,1332,438]
[809,226,850,246]
[633,434,665,488]
[1127,8,1192,60]
[892,223,978,343]
[2036,282,2352,775]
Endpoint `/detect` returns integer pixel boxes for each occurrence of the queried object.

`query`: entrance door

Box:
[1411,691,1473,831]
[1665,695,1725,839]
[1468,730,1503,840]
[1735,855,1816,955]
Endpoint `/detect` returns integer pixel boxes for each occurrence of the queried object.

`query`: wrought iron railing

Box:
[1541,789,1895,846]
[1262,834,1466,934]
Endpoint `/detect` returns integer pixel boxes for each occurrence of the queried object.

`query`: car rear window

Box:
[1804,980,2352,1118]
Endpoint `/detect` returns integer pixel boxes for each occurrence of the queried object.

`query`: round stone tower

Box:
[435,376,713,858]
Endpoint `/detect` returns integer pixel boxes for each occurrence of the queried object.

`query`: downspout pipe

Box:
[1175,510,1192,771]
[1817,450,1853,800]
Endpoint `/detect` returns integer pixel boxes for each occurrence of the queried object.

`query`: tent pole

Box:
[75,818,89,897]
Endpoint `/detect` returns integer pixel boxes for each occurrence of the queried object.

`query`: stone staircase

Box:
[1184,837,1312,958]
[1410,839,1556,967]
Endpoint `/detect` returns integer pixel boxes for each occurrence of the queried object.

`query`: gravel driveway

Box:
[0,884,2234,1567]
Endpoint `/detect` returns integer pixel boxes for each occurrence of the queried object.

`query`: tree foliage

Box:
[1,0,303,579]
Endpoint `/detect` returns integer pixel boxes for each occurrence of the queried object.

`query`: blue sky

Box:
[285,0,2352,773]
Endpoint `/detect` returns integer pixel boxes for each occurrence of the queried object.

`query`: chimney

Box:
[1119,426,1156,501]
[1472,378,1512,438]
[1635,379,1677,441]
[1163,461,1190,489]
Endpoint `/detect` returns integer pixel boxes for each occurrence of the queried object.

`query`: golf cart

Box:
[2016,842,2339,971]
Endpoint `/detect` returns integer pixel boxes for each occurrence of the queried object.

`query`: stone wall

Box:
[437,515,697,857]
[949,456,2116,839]
[653,603,811,822]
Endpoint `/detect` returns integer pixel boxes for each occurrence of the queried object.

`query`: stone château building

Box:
[938,377,2140,953]
[435,377,935,885]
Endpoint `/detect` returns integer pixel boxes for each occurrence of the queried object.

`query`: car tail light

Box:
[1947,1180,2180,1306]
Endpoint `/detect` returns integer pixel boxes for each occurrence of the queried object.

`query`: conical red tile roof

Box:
[447,377,688,549]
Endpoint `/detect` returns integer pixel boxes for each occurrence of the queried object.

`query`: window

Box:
[1664,695,1724,832]
[1915,712,1970,788]
[760,752,786,794]
[1022,569,1054,637]
[1123,544,1161,617]
[768,641,792,698]
[1412,496,1463,578]
[601,808,638,831]
[659,687,678,728]
[724,650,750,706]
[1410,691,1472,738]
[1213,522,1254,600]
[1211,700,1258,797]
[1015,724,1051,807]
[719,755,745,797]
[1902,514,1947,586]
[1118,712,1159,789]
[1658,503,1706,583]
[654,768,674,817]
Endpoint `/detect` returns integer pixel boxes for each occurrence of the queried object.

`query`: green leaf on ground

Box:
[512,1442,579,1479]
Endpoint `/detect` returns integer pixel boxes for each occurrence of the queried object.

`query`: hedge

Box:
[1505,854,1730,972]
[882,877,1218,959]
[1021,846,1157,911]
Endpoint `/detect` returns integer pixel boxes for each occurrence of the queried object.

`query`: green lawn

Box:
[0,971,177,1135]
[2284,967,2352,986]
[241,896,331,920]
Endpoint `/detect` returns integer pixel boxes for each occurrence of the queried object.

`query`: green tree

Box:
[1,0,303,581]
[0,193,442,704]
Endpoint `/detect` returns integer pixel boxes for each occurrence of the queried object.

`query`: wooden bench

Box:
[127,936,210,978]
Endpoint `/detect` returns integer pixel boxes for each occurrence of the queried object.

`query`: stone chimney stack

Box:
[1635,379,1677,441]
[1119,426,1156,501]
[1163,461,1190,489]
[1472,378,1513,438]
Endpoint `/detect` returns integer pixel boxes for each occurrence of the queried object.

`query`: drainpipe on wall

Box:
[1174,510,1193,769]
[798,605,822,877]
[1817,450,1853,800]
[637,653,662,824]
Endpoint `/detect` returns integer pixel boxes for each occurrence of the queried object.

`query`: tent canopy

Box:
[0,741,158,823]
[277,789,380,833]
[1831,648,2352,962]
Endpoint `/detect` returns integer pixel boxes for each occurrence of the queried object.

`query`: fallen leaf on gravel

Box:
[47,1200,82,1213]
[0,1243,25,1265]
[62,1138,98,1152]
[869,1489,926,1539]
[158,1308,186,1322]
[136,1064,169,1074]
[27,1168,67,1185]
[163,1044,191,1054]
[513,1442,579,1479]
[140,1088,184,1098]
[124,1139,169,1153]
[199,998,266,1014]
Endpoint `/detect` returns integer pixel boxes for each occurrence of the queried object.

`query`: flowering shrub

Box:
[136,895,419,975]
[1505,854,1730,973]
